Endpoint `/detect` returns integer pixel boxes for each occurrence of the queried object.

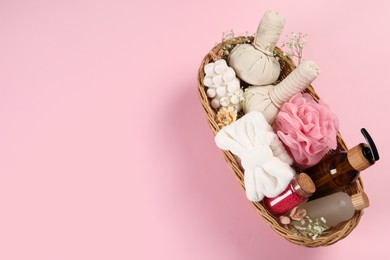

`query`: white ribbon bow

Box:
[215,111,294,201]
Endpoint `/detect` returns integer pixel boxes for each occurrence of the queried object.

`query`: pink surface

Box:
[1,0,390,259]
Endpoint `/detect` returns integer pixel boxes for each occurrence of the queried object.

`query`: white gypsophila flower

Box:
[281,32,308,64]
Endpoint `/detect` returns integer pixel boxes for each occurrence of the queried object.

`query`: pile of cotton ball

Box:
[203,59,243,110]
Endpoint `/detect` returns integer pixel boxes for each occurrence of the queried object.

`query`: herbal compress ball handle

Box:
[253,10,285,56]
[269,61,320,108]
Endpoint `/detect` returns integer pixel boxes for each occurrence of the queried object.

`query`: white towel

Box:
[214,111,295,201]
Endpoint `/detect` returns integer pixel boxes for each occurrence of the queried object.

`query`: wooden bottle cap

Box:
[347,144,372,171]
[351,192,370,210]
[296,173,316,195]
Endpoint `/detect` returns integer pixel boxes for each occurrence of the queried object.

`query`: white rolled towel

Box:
[214,111,295,201]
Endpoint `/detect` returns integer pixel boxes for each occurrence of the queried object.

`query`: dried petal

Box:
[290,208,307,221]
[279,215,291,225]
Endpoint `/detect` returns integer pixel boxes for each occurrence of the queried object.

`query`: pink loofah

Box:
[273,93,339,168]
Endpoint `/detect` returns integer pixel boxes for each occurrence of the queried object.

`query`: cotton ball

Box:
[204,63,215,75]
[233,89,244,97]
[216,86,227,96]
[212,75,223,85]
[211,98,220,109]
[203,59,244,112]
[230,95,240,105]
[227,78,240,92]
[207,88,216,98]
[223,67,236,82]
[203,76,214,87]
[220,97,230,107]
[214,59,228,74]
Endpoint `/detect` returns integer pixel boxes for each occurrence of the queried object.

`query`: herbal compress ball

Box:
[228,10,285,85]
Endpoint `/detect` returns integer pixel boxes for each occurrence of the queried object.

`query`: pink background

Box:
[1,0,390,259]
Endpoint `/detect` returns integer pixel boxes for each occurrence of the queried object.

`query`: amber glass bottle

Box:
[305,128,379,200]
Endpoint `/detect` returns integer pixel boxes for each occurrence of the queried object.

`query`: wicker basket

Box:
[197,36,365,247]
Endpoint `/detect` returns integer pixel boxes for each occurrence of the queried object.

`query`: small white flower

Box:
[281,31,308,64]
[220,97,230,107]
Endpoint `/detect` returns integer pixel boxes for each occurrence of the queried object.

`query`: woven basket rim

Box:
[197,36,365,247]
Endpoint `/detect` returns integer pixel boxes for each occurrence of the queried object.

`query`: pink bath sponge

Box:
[273,93,339,168]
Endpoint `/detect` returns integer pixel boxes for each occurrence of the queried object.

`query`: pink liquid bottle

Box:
[263,173,316,216]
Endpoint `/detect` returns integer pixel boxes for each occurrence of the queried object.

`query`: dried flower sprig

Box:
[281,32,307,64]
[222,30,236,42]
[291,216,329,240]
[217,30,252,57]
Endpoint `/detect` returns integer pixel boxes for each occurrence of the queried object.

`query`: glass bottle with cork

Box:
[295,191,370,227]
[304,128,379,200]
[263,172,316,216]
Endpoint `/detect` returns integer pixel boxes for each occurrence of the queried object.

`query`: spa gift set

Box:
[198,10,380,247]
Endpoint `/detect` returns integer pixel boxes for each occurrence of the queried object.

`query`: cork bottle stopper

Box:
[347,144,372,171]
[296,173,316,195]
[351,192,370,210]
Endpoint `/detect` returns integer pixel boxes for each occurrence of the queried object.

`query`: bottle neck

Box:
[291,173,315,198]
[347,144,374,171]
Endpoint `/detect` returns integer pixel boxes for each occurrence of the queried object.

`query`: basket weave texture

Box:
[197,36,365,247]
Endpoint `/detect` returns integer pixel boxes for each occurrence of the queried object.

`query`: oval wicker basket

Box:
[197,36,365,247]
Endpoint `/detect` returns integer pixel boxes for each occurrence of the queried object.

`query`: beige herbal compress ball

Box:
[228,10,285,85]
[243,60,320,124]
